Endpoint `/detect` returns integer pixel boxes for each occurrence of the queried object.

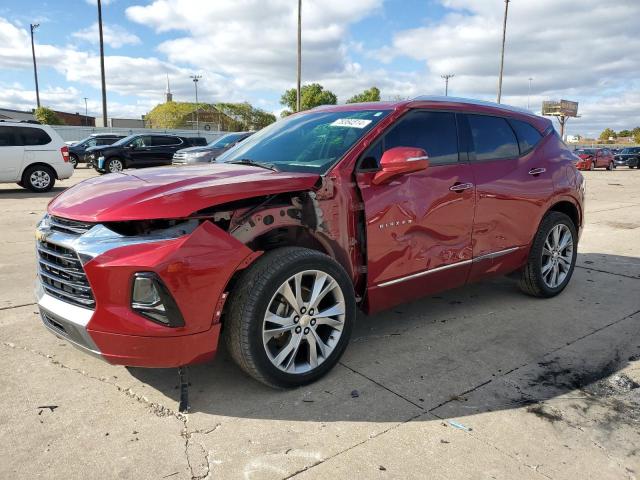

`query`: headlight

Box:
[131,272,185,327]
[191,152,211,158]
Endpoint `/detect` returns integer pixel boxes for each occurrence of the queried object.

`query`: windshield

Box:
[209,133,245,148]
[575,149,594,155]
[217,109,391,173]
[620,148,637,154]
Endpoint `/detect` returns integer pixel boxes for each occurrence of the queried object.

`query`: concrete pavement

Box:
[0,166,639,479]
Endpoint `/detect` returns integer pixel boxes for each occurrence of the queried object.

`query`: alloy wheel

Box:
[108,159,123,173]
[30,170,51,189]
[541,224,573,289]
[262,270,345,374]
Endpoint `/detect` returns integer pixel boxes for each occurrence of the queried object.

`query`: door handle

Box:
[449,182,474,192]
[528,168,546,176]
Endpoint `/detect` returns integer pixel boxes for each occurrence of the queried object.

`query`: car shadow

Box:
[0,186,68,200]
[126,251,640,424]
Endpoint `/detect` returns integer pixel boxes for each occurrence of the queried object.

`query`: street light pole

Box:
[83,97,88,127]
[441,74,454,96]
[527,77,533,110]
[30,23,41,109]
[496,0,510,104]
[190,75,202,134]
[97,0,108,127]
[296,0,302,112]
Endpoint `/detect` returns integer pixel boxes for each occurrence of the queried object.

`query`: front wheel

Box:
[519,212,577,298]
[589,162,595,171]
[225,247,356,388]
[105,158,124,173]
[607,161,615,171]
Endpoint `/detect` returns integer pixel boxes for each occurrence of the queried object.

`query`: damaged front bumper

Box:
[35,214,255,367]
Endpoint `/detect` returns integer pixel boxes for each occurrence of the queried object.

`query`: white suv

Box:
[0,121,74,192]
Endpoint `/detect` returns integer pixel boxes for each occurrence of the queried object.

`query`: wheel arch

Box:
[20,162,59,180]
[547,199,581,230]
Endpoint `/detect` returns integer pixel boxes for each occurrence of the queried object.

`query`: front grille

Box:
[172,152,187,164]
[50,216,94,235]
[37,240,95,308]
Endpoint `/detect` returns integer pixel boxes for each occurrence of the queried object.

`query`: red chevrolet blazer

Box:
[36,97,584,387]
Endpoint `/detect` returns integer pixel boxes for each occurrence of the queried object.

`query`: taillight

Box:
[61,145,70,162]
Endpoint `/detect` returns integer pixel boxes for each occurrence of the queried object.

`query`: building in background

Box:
[96,117,146,128]
[0,108,36,121]
[52,110,95,126]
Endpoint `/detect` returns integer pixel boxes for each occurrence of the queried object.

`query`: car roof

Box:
[311,96,550,131]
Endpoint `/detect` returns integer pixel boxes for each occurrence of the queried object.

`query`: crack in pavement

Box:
[0,302,36,311]
[576,265,640,280]
[1,340,216,480]
[289,308,640,479]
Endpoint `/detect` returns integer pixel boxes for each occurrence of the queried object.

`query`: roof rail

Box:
[0,119,42,124]
[412,95,533,115]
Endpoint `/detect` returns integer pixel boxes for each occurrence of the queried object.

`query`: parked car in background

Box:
[0,120,73,192]
[172,131,254,165]
[614,147,640,168]
[36,97,584,388]
[68,133,125,168]
[88,133,208,173]
[574,148,615,170]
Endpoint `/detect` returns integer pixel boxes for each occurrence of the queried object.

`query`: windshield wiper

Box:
[228,158,278,171]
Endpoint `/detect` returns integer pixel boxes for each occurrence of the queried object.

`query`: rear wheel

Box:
[225,247,355,388]
[519,212,577,298]
[22,165,55,192]
[607,161,615,171]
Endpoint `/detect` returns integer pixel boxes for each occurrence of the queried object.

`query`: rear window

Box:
[0,126,52,146]
[468,115,519,161]
[509,119,542,154]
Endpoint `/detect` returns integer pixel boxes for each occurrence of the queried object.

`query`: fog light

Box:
[131,272,184,327]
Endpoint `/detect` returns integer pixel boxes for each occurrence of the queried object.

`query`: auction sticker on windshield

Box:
[330,118,372,128]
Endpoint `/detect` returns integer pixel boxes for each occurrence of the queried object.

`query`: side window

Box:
[509,119,542,154]
[467,115,519,161]
[19,127,51,146]
[153,136,181,146]
[359,139,384,170]
[130,136,150,148]
[85,138,97,147]
[0,127,19,147]
[384,111,459,165]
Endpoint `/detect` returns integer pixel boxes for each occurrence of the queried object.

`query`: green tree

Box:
[599,128,616,141]
[215,102,276,130]
[280,83,337,116]
[346,86,381,104]
[634,130,640,145]
[618,129,631,138]
[34,107,64,125]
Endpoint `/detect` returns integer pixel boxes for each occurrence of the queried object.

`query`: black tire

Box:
[607,161,614,171]
[519,212,577,298]
[69,154,79,168]
[105,157,125,173]
[589,162,594,171]
[22,165,56,192]
[225,247,356,388]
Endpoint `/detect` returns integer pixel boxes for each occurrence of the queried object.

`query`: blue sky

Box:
[1,0,639,136]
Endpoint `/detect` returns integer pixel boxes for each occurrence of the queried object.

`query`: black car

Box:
[614,147,640,168]
[172,131,254,165]
[68,134,125,168]
[89,134,208,173]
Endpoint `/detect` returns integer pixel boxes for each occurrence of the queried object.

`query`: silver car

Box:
[172,131,254,165]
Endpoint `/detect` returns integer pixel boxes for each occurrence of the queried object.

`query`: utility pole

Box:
[97,0,108,127]
[496,0,510,104]
[83,97,88,126]
[296,0,302,112]
[190,75,202,134]
[441,74,454,96]
[527,77,533,110]
[30,23,41,108]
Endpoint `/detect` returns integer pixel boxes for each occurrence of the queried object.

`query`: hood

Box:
[48,164,320,222]
[176,146,223,155]
[577,153,592,160]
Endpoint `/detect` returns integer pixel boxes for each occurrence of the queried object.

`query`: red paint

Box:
[46,98,584,367]
[575,148,614,170]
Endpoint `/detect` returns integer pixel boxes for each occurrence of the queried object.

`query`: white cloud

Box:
[72,22,141,49]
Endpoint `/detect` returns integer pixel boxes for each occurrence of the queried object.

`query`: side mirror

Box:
[372,147,429,185]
